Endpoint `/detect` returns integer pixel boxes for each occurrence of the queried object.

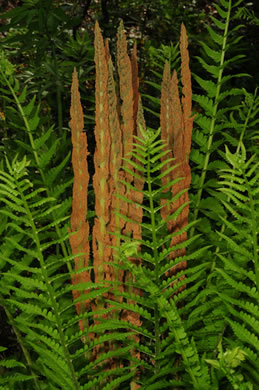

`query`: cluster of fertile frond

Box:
[67,19,198,388]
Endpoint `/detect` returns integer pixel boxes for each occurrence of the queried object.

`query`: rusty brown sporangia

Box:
[160,23,194,291]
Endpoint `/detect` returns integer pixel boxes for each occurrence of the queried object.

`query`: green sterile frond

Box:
[6,299,55,322]
[84,369,136,390]
[157,224,198,250]
[102,372,137,390]
[38,138,60,169]
[199,41,221,62]
[192,95,214,116]
[216,294,259,320]
[193,113,211,134]
[225,304,259,336]
[50,179,74,199]
[45,152,71,186]
[106,300,153,321]
[72,332,135,360]
[194,56,220,79]
[2,272,47,292]
[189,0,253,260]
[226,318,259,353]
[29,342,74,388]
[192,134,209,158]
[206,159,231,170]
[216,87,244,104]
[78,345,134,373]
[159,258,208,280]
[110,289,154,310]
[192,75,217,98]
[22,95,36,117]
[0,255,41,276]
[34,124,55,149]
[217,253,255,283]
[160,266,207,297]
[0,154,84,389]
[217,141,258,281]
[216,268,258,300]
[36,215,70,233]
[206,23,224,45]
[190,148,206,170]
[157,297,207,387]
[90,318,154,341]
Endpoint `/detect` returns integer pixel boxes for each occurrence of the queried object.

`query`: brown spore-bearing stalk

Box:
[68,68,91,333]
[116,22,143,321]
[160,60,174,225]
[116,28,144,379]
[107,56,124,303]
[160,23,194,288]
[92,21,112,296]
[170,23,194,264]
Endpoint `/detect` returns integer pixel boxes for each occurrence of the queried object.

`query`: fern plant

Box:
[0,0,258,389]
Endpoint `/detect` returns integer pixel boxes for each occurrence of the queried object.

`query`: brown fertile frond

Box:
[169,69,185,237]
[168,28,192,275]
[104,38,110,62]
[180,22,194,158]
[130,96,145,252]
[107,56,124,299]
[159,25,193,286]
[92,21,111,287]
[69,68,90,330]
[169,68,188,263]
[117,20,134,182]
[160,61,174,224]
[131,40,140,133]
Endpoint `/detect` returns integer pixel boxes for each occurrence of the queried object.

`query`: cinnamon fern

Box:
[0,0,258,388]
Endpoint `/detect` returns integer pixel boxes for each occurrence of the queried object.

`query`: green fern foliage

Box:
[190,0,249,241]
[205,141,259,388]
[0,54,73,277]
[0,155,134,389]
[105,125,212,389]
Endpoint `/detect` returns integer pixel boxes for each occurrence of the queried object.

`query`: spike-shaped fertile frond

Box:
[68,68,91,331]
[159,23,194,288]
[92,22,114,296]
